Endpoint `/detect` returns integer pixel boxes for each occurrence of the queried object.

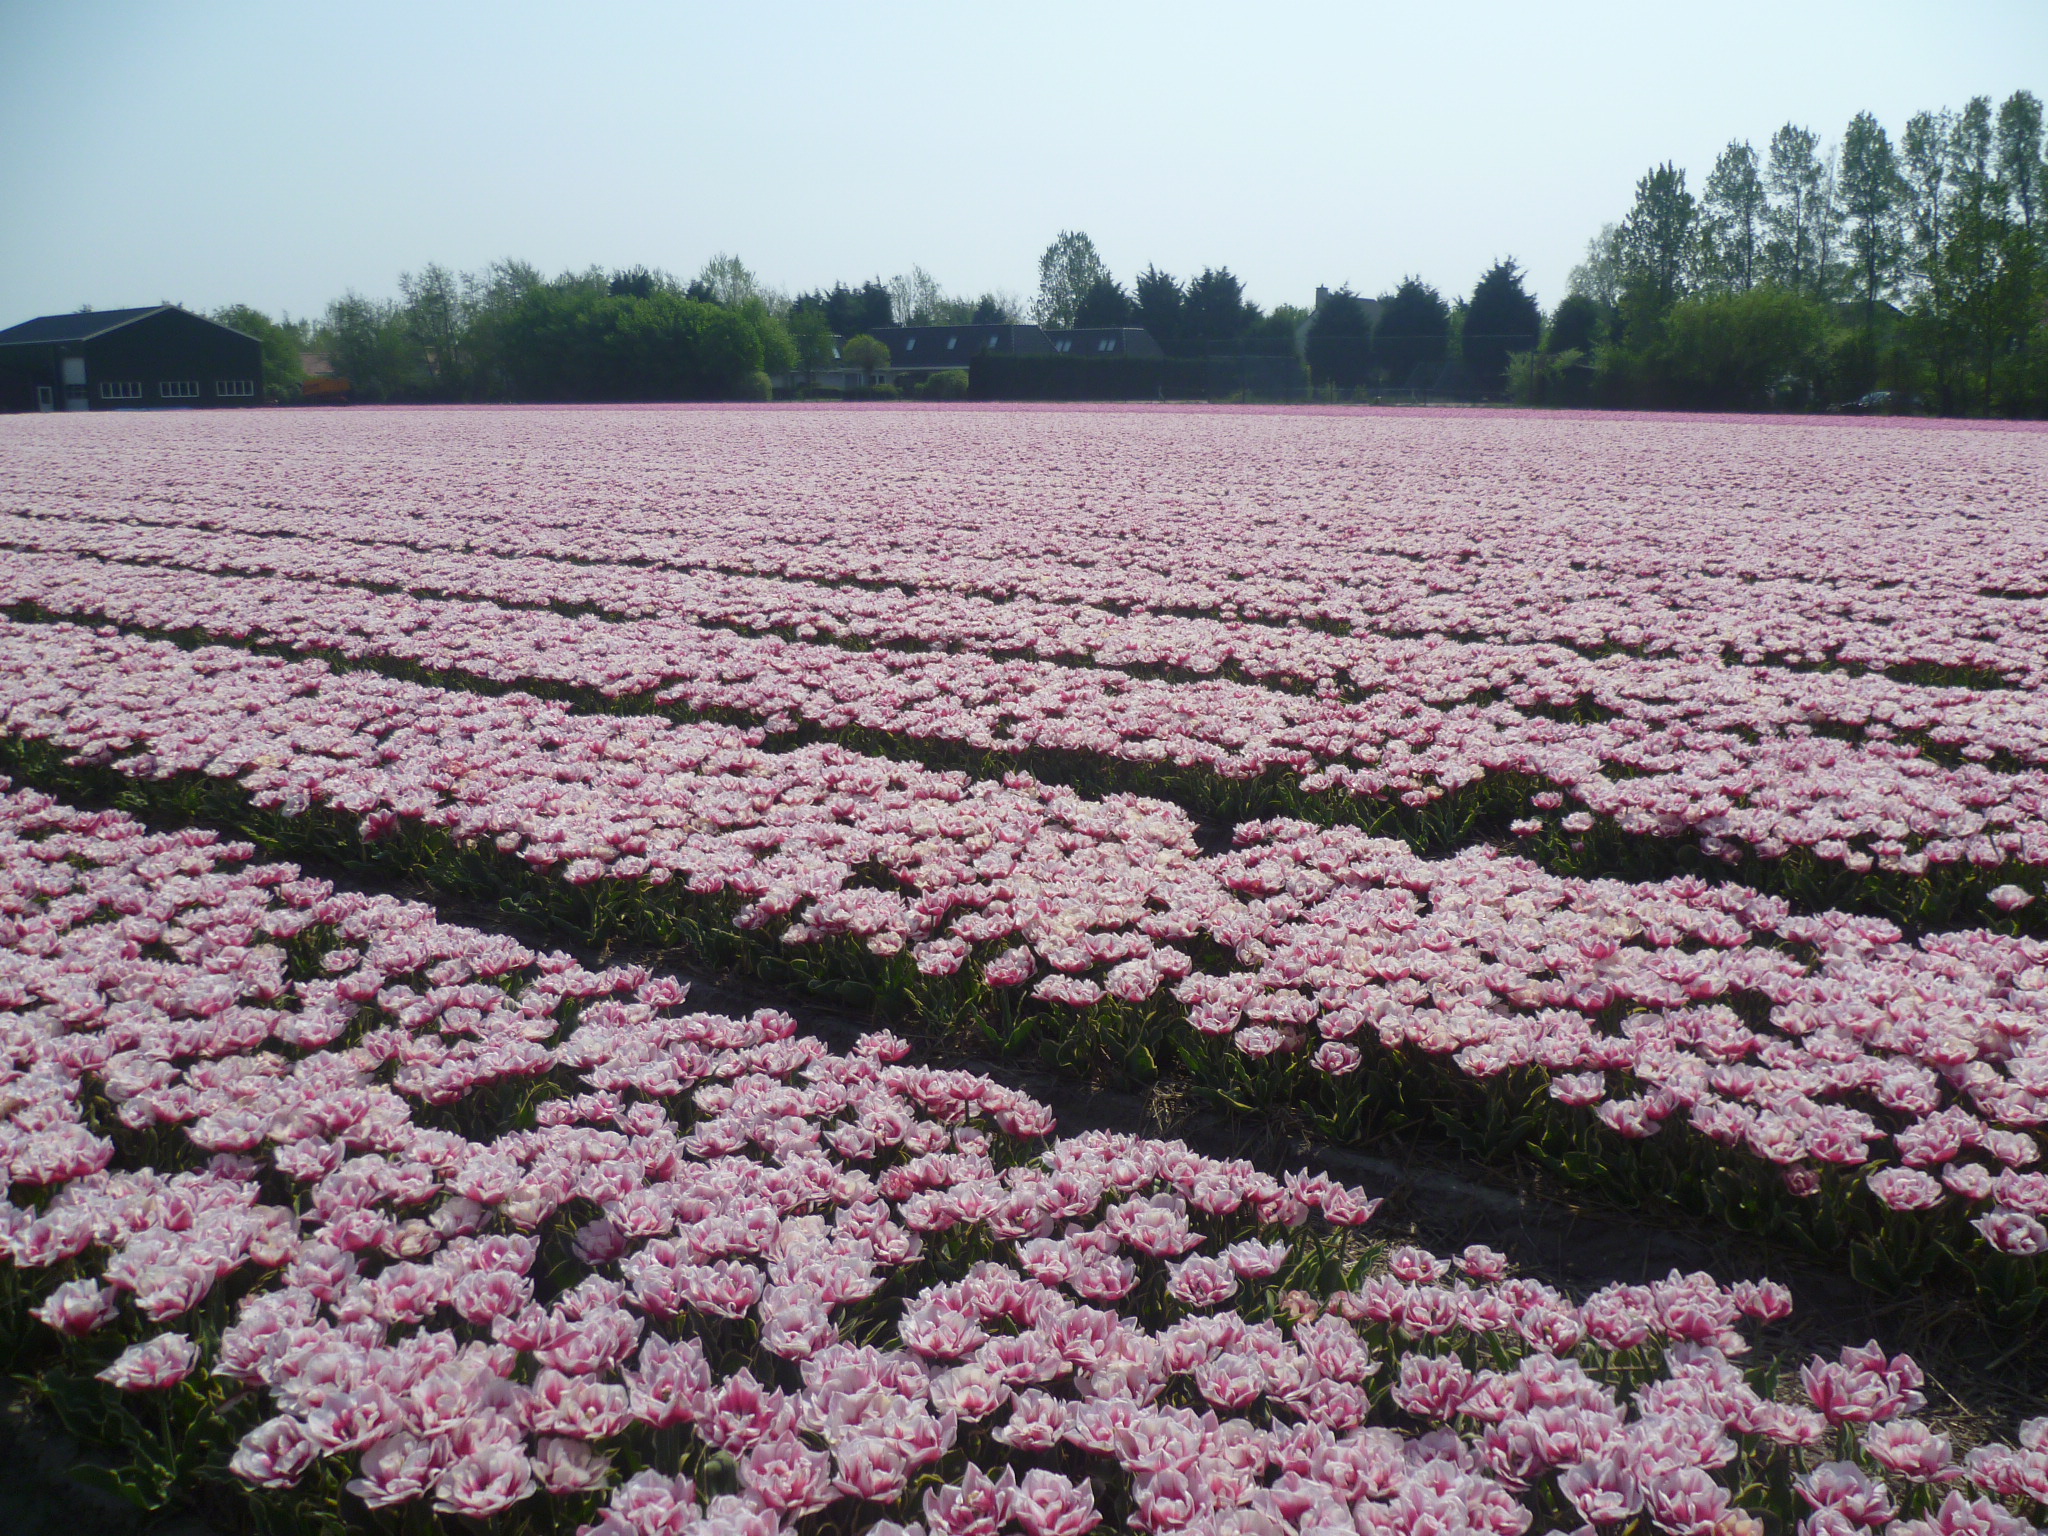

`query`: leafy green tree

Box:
[1182,267,1252,344]
[1248,303,1307,355]
[1995,90,2043,233]
[1938,95,2038,411]
[1372,278,1450,386]
[398,263,469,397]
[841,334,890,372]
[211,305,305,400]
[321,292,422,401]
[1700,141,1766,290]
[889,266,948,326]
[1304,287,1370,387]
[971,293,1018,323]
[1653,286,1832,408]
[1838,111,1904,332]
[458,259,543,398]
[797,281,892,336]
[1507,348,1584,406]
[1545,293,1603,355]
[608,267,662,300]
[1133,267,1183,349]
[787,308,837,382]
[1764,125,1833,294]
[1901,110,1955,278]
[498,285,763,401]
[1034,231,1111,328]
[738,300,798,375]
[1462,259,1543,395]
[1074,276,1131,327]
[1619,162,1698,316]
[1568,224,1626,307]
[853,281,893,332]
[696,253,770,310]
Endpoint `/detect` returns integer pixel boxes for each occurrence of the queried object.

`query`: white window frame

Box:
[213,379,255,398]
[160,379,200,399]
[98,380,142,400]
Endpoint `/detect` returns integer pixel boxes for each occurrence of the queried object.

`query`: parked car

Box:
[1837,390,1923,415]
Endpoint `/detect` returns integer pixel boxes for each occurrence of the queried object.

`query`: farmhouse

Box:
[0,305,264,412]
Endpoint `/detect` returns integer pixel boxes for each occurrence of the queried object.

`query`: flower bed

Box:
[7,407,2047,686]
[0,620,2041,1325]
[1,777,2043,1536]
[3,546,2045,940]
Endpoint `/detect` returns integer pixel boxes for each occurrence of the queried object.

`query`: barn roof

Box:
[0,305,259,349]
[0,306,172,346]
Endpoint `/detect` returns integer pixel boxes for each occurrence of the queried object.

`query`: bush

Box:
[919,369,969,400]
[1506,348,1585,406]
[499,288,764,402]
[1650,287,1833,410]
[840,334,890,371]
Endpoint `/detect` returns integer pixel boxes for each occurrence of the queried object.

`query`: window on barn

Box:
[98,381,142,400]
[946,336,957,350]
[214,379,255,398]
[160,380,199,399]
[904,338,916,352]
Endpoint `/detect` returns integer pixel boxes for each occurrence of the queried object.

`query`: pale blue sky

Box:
[1,1,2041,325]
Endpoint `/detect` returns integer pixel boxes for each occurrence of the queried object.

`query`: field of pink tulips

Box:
[0,404,2045,1534]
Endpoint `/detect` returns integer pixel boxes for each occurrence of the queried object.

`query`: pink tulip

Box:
[97,1332,199,1391]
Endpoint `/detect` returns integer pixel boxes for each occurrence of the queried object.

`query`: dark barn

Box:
[0,305,264,412]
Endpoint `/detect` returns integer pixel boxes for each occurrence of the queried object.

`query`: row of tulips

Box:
[1,546,2043,940]
[1,776,2045,1536]
[0,618,2040,1323]
[12,508,2048,778]
[7,407,2045,688]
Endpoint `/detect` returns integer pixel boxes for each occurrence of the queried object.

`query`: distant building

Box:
[865,323,1050,382]
[865,322,1162,383]
[298,351,351,403]
[0,305,264,413]
[1043,327,1165,360]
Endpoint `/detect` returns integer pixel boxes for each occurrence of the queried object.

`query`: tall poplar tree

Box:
[1764,125,1830,294]
[1701,141,1766,290]
[1995,89,2044,233]
[1619,163,1697,314]
[1838,111,1903,330]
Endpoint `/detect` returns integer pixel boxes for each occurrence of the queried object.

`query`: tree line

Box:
[1529,89,2047,413]
[210,86,2045,414]
[215,259,811,404]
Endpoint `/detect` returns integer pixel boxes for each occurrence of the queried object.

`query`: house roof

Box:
[0,306,170,347]
[867,324,1055,365]
[1043,327,1166,359]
